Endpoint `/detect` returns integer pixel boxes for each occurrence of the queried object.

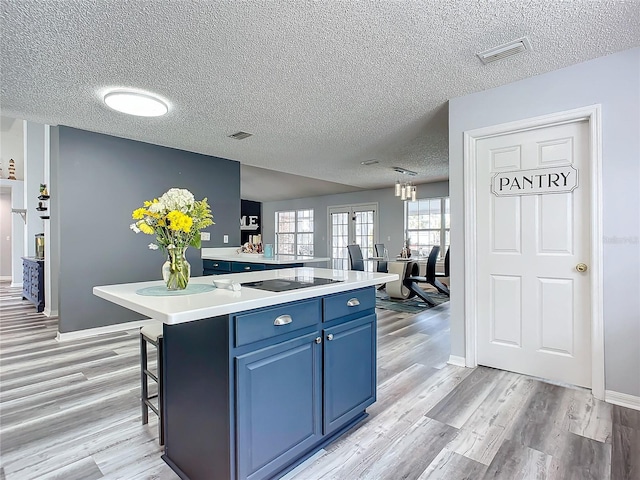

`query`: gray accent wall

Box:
[449,47,640,397]
[54,127,240,333]
[262,181,449,262]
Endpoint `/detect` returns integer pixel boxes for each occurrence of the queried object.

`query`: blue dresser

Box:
[22,257,44,312]
[161,286,376,480]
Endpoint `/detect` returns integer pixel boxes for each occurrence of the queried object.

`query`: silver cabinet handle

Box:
[326,333,334,341]
[213,263,219,267]
[315,337,322,344]
[347,298,360,307]
[273,315,292,326]
[244,266,251,270]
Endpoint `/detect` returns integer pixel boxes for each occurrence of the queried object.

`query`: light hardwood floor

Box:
[1,282,638,480]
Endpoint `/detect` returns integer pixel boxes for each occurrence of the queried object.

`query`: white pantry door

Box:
[476,120,591,387]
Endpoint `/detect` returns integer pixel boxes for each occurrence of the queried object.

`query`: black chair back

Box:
[425,246,441,283]
[443,247,450,277]
[347,244,365,271]
[374,243,387,273]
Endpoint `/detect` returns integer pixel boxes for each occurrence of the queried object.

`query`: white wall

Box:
[1,116,24,180]
[262,181,449,263]
[0,192,12,278]
[449,47,640,397]
[24,121,46,257]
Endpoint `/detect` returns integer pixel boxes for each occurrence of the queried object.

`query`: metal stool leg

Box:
[140,333,149,425]
[140,326,164,445]
[157,336,164,446]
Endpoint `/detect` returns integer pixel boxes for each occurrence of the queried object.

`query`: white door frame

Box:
[462,105,604,400]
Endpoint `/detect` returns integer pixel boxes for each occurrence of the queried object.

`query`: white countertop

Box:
[201,248,329,265]
[93,267,397,325]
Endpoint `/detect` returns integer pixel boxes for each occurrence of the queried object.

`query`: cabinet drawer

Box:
[234,299,321,347]
[323,288,375,323]
[232,262,265,273]
[203,260,231,272]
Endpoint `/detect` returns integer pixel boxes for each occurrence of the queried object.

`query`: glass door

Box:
[328,204,377,270]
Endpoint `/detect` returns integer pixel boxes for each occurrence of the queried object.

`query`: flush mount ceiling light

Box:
[103,90,169,117]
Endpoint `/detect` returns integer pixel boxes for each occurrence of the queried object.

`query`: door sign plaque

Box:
[491,165,578,196]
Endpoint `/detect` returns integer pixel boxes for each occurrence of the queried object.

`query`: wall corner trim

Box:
[56,318,157,342]
[605,390,640,411]
[447,355,468,367]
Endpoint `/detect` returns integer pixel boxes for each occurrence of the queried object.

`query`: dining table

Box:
[385,259,420,299]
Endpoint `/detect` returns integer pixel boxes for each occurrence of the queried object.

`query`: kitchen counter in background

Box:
[201,247,330,275]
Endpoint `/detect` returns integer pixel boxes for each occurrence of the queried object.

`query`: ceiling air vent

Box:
[392,166,417,176]
[477,36,531,64]
[228,131,253,140]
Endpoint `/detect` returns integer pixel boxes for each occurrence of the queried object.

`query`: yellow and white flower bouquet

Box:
[131,188,214,290]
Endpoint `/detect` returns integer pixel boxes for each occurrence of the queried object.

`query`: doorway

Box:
[328,203,377,270]
[463,106,604,397]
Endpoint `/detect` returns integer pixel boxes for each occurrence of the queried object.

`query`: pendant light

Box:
[401,184,408,200]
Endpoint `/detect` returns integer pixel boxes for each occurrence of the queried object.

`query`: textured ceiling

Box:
[1,1,639,200]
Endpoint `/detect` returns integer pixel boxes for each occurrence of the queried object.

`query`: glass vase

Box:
[162,247,191,290]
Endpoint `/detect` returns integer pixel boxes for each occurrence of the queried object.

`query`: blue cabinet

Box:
[161,287,376,480]
[236,332,322,480]
[22,257,44,312]
[202,259,231,276]
[203,259,302,276]
[323,314,376,435]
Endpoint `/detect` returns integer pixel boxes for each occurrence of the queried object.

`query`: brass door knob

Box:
[576,263,588,273]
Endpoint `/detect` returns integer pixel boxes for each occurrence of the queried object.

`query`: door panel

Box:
[476,120,591,388]
[538,277,574,355]
[538,194,573,254]
[489,275,522,347]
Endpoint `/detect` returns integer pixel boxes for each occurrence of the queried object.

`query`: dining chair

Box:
[374,243,388,273]
[436,247,450,280]
[403,245,450,305]
[347,244,365,271]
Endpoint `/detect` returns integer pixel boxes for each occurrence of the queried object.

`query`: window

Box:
[405,197,450,258]
[275,209,314,255]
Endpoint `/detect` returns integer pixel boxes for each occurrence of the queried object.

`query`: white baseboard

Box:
[10,282,23,288]
[0,275,11,281]
[56,319,158,342]
[448,355,467,367]
[43,307,58,317]
[605,390,640,411]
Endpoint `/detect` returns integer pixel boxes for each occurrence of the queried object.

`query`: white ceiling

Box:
[1,1,639,201]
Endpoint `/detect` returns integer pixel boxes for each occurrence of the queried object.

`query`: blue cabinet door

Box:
[236,332,322,480]
[323,314,376,435]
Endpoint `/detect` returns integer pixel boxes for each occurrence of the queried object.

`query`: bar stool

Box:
[140,323,164,445]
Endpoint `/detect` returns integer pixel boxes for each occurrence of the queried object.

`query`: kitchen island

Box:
[94,267,396,480]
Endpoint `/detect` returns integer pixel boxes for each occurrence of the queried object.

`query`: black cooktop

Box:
[241,276,343,292]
